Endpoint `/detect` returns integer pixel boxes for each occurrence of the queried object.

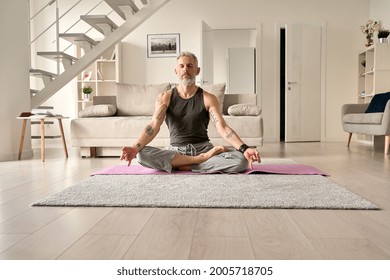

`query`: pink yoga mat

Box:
[91,164,328,176]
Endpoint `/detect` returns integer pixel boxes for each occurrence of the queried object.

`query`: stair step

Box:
[37,51,78,69]
[37,51,78,62]
[30,89,39,97]
[37,105,54,110]
[31,0,171,109]
[30,69,57,78]
[104,0,142,20]
[59,33,98,51]
[81,15,118,36]
[30,69,57,87]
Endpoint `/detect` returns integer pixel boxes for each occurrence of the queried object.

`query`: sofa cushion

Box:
[78,104,117,118]
[343,113,383,124]
[228,103,261,116]
[116,83,171,116]
[365,92,390,113]
[202,83,226,113]
[71,116,170,139]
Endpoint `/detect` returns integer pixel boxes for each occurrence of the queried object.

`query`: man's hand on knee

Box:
[244,148,261,169]
[120,146,138,166]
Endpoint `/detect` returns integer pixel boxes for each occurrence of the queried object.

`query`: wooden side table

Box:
[17,115,69,162]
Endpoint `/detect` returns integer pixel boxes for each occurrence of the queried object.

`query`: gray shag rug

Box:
[32,174,378,209]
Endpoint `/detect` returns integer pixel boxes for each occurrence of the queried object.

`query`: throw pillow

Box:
[365,92,390,113]
[116,83,171,116]
[227,103,261,116]
[78,104,117,118]
[201,83,226,112]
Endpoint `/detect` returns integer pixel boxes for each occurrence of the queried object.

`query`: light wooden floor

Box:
[0,142,389,260]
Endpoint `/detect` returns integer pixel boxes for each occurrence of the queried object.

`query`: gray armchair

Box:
[341,100,390,154]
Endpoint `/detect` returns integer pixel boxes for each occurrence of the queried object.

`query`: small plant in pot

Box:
[82,86,93,100]
[378,28,390,43]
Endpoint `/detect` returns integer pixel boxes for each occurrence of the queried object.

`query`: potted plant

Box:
[378,28,390,43]
[360,20,380,47]
[82,86,93,100]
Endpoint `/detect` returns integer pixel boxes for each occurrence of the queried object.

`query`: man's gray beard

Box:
[180,77,196,87]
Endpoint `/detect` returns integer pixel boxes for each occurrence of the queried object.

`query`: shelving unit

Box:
[357,43,390,143]
[76,43,121,113]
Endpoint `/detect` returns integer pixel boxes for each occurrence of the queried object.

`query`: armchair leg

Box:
[385,135,389,155]
[90,147,97,158]
[347,133,353,147]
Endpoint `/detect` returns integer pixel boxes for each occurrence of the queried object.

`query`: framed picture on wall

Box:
[147,33,180,58]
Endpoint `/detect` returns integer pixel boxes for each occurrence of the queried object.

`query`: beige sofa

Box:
[71,83,263,157]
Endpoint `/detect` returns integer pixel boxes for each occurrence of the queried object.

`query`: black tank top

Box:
[165,87,210,146]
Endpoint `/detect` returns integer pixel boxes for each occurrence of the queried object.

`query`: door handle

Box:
[287,81,298,90]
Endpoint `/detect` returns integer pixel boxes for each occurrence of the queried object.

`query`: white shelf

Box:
[96,59,115,63]
[75,43,121,113]
[357,43,390,143]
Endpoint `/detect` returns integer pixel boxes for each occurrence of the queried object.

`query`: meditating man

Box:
[120,51,261,173]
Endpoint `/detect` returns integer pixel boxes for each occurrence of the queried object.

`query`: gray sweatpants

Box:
[136,141,248,173]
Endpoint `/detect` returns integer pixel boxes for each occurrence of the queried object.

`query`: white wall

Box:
[0,1,32,161]
[120,0,371,142]
[371,0,390,29]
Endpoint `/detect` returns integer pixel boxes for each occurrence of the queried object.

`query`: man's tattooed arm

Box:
[209,109,219,126]
[209,107,242,148]
[226,130,235,140]
[145,125,154,136]
[125,92,170,155]
[155,104,168,121]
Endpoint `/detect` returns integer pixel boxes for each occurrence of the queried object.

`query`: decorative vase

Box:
[379,37,389,43]
[365,33,374,47]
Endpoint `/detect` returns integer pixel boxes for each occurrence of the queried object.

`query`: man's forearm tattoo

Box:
[136,143,141,149]
[210,110,219,126]
[145,125,154,136]
[156,105,167,120]
[226,130,235,140]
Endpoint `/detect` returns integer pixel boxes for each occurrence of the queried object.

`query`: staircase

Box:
[30,0,170,108]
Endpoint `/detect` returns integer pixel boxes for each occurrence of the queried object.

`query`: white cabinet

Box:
[76,43,121,113]
[357,43,390,143]
[358,44,390,100]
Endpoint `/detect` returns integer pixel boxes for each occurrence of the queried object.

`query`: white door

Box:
[200,21,214,85]
[285,24,322,142]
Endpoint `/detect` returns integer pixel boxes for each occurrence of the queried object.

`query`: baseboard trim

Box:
[0,149,33,162]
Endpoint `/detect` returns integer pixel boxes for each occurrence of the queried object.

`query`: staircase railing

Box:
[28,0,170,108]
[29,0,106,74]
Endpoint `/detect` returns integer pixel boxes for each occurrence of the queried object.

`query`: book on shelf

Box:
[97,68,104,80]
[111,49,116,60]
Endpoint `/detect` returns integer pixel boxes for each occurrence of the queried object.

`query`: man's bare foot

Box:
[171,146,228,170]
[202,145,228,160]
